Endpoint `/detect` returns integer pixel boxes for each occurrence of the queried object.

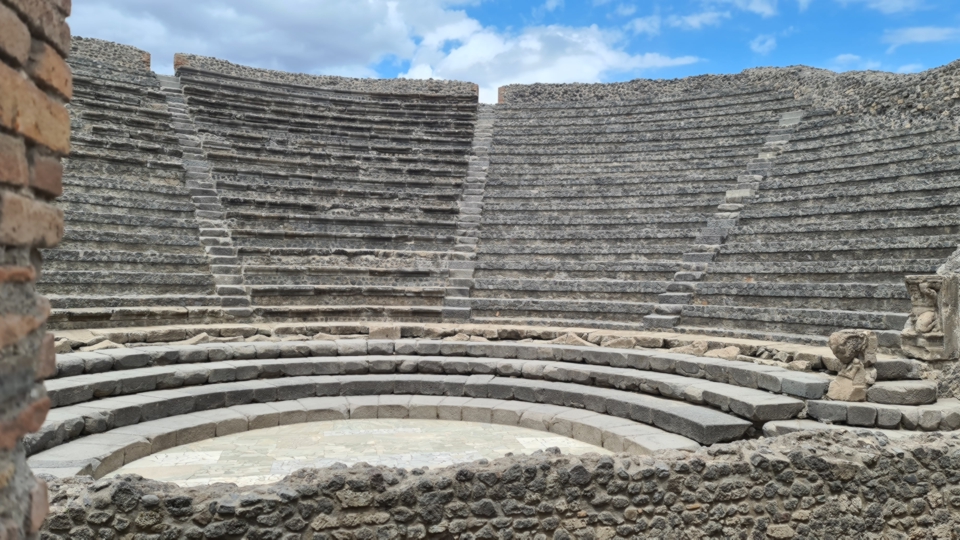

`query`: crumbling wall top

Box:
[174,53,479,99]
[71,37,152,71]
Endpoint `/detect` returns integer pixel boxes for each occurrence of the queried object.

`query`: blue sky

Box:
[71,0,960,102]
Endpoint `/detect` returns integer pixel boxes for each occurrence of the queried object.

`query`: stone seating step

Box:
[689,282,909,312]
[32,371,747,455]
[470,298,658,322]
[715,234,960,262]
[251,304,445,321]
[678,305,907,346]
[866,380,938,406]
[50,339,831,399]
[494,105,793,131]
[48,306,230,329]
[704,259,942,283]
[27,395,698,478]
[495,88,794,114]
[45,295,223,309]
[806,398,960,431]
[181,82,479,119]
[43,354,806,424]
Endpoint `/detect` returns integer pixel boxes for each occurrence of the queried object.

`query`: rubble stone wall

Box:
[174,53,479,97]
[0,0,71,537]
[69,37,150,72]
[40,431,960,540]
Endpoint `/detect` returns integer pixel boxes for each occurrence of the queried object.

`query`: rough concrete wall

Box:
[0,0,70,537]
[173,53,479,98]
[499,62,960,130]
[38,431,960,539]
[69,37,150,71]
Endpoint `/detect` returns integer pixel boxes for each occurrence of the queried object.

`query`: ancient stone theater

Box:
[4,4,960,538]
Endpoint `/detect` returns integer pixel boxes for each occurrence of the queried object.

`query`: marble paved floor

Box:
[109,419,610,487]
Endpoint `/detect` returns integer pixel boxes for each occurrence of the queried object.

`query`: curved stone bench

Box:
[31,372,752,456]
[52,339,832,400]
[28,395,698,479]
[44,355,806,424]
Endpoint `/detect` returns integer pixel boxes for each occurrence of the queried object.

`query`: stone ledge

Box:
[29,395,698,479]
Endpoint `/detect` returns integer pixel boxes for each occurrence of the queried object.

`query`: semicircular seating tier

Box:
[470,88,806,330]
[30,333,956,479]
[173,57,480,325]
[676,113,960,347]
[40,51,220,330]
[41,46,481,330]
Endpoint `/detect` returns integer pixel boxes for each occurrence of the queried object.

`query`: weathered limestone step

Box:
[867,380,938,406]
[51,339,831,400]
[807,397,960,431]
[44,354,805,423]
[32,372,745,454]
[28,396,697,478]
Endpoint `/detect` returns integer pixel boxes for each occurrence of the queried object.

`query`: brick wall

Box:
[0,0,69,537]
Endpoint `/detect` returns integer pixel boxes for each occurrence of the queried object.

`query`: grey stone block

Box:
[102,349,151,370]
[299,397,349,421]
[846,404,877,427]
[268,401,308,425]
[339,375,394,396]
[279,342,312,358]
[367,340,395,355]
[346,396,379,418]
[338,340,369,357]
[230,403,282,430]
[874,405,902,429]
[806,401,847,423]
[73,352,114,374]
[464,374,494,398]
[867,381,937,406]
[395,340,417,355]
[378,395,410,418]
[253,343,281,359]
[438,396,472,420]
[307,341,338,357]
[415,340,442,356]
[651,402,751,445]
[408,395,445,419]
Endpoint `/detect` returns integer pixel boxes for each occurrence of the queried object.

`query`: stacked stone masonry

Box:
[0,0,72,537]
[39,431,960,540]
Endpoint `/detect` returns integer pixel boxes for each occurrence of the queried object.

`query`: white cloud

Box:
[837,0,924,13]
[883,26,960,51]
[716,0,779,17]
[666,11,731,30]
[797,0,813,10]
[71,0,699,104]
[750,34,777,54]
[828,53,881,71]
[614,4,637,17]
[542,0,564,12]
[897,63,924,73]
[405,23,699,102]
[626,15,661,35]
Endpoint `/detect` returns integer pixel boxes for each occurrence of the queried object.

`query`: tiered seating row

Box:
[474,87,798,328]
[176,65,480,323]
[41,56,220,329]
[680,112,960,345]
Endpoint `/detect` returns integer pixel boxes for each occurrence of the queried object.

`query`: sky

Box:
[71,0,960,103]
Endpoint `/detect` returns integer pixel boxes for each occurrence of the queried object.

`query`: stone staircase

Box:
[444,104,495,320]
[156,74,253,319]
[644,110,807,329]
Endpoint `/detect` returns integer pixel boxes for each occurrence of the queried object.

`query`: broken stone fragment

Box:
[704,346,740,361]
[669,341,709,356]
